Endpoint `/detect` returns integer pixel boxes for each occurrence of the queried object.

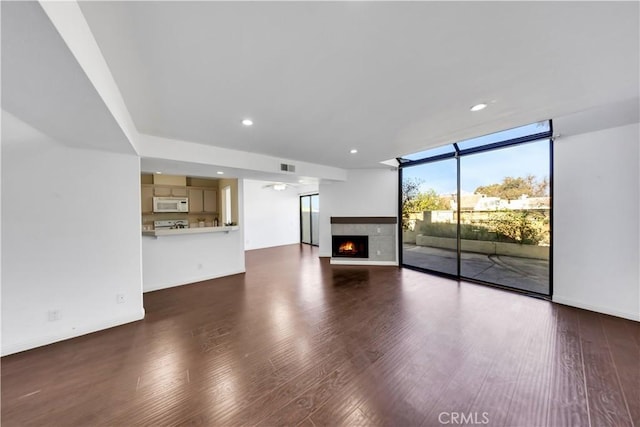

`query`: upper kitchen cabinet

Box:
[188,188,217,213]
[153,185,188,197]
[203,189,217,213]
[188,188,203,212]
[151,174,188,197]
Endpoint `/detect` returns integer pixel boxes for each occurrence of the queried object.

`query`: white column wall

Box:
[1,112,145,355]
[319,169,398,257]
[553,122,639,320]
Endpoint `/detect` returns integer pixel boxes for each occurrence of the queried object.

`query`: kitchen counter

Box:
[142,225,240,238]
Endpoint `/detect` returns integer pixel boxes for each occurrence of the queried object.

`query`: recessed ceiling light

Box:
[241,119,253,126]
[217,171,224,175]
[350,149,358,154]
[470,103,487,112]
[155,171,162,174]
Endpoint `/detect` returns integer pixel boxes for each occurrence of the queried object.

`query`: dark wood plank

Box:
[601,314,640,426]
[503,301,556,426]
[1,244,638,427]
[578,309,634,427]
[464,297,544,426]
[547,306,591,426]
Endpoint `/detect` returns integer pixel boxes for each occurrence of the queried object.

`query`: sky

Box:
[402,138,551,196]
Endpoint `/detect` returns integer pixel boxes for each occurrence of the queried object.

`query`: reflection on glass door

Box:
[310,194,319,245]
[459,142,550,294]
[300,194,319,246]
[401,159,458,275]
[301,196,311,244]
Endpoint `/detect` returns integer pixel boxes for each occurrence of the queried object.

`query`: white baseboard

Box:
[553,296,640,321]
[330,259,398,266]
[143,269,246,293]
[1,308,146,357]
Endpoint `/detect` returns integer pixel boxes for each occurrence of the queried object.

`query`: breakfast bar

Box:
[142,225,240,238]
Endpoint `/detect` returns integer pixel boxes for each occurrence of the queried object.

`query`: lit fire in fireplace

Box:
[338,241,358,255]
[332,235,368,258]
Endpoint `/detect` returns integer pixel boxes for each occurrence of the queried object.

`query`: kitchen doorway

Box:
[300,194,319,246]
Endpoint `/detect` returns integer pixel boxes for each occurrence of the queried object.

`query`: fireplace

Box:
[332,235,369,258]
[330,217,397,265]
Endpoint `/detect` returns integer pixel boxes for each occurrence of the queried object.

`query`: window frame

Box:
[397,120,554,298]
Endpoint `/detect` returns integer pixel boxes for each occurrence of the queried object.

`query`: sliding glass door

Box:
[401,158,458,276]
[459,142,551,294]
[300,194,319,246]
[399,121,552,296]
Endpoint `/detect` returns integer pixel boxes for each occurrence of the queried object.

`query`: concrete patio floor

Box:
[402,244,550,295]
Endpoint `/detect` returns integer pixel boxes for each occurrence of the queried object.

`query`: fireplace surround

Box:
[330,216,397,266]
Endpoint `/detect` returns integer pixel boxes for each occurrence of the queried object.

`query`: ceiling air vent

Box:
[280,163,296,173]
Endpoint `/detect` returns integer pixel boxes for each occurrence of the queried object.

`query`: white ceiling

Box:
[76,1,639,169]
[1,1,134,154]
[3,2,639,175]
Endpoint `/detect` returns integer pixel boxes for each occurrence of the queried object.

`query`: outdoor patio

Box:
[402,244,549,294]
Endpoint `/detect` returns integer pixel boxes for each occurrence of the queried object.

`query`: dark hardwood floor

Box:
[2,244,638,426]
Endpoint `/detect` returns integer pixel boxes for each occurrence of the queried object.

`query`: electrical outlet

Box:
[47,310,60,321]
[377,227,381,233]
[197,263,203,270]
[376,250,381,256]
[116,294,125,304]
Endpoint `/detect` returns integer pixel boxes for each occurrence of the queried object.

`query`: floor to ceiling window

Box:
[300,194,319,246]
[402,157,458,276]
[399,121,552,296]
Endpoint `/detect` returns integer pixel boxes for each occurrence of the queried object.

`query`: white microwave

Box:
[153,197,189,213]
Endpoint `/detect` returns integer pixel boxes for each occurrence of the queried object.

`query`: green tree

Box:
[402,178,448,230]
[475,175,548,201]
[409,189,448,213]
[401,177,422,208]
[401,178,422,230]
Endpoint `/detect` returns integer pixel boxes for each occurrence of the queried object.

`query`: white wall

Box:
[319,168,398,257]
[243,179,304,250]
[137,133,348,182]
[1,112,145,356]
[553,122,639,321]
[142,232,245,292]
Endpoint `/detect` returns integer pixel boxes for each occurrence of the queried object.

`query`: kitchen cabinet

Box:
[203,189,217,213]
[141,185,154,213]
[188,188,203,213]
[188,188,217,213]
[154,185,188,197]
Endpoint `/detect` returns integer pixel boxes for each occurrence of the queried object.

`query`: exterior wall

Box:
[415,236,549,260]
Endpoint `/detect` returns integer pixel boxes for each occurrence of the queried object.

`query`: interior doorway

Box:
[300,194,319,246]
